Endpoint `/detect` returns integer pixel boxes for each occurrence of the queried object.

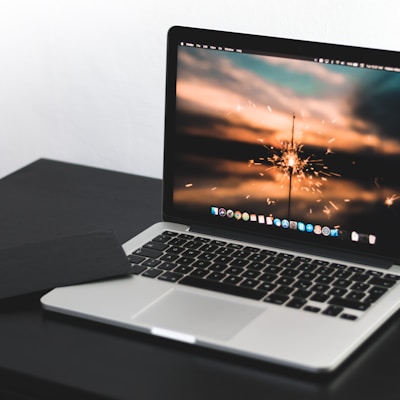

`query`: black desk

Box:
[1,159,400,400]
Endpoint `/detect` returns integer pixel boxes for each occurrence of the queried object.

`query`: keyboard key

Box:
[315,266,334,275]
[179,276,265,300]
[312,259,329,266]
[179,233,195,240]
[286,297,307,309]
[304,305,321,313]
[162,230,178,237]
[245,246,261,252]
[365,286,387,303]
[159,262,176,271]
[174,265,193,274]
[153,233,173,243]
[351,282,370,292]
[177,256,195,266]
[275,285,294,295]
[165,246,184,255]
[128,254,145,264]
[280,268,300,278]
[310,293,330,303]
[242,269,260,279]
[292,289,311,299]
[158,272,183,282]
[260,249,277,256]
[215,255,233,264]
[264,265,283,274]
[240,279,259,289]
[315,275,334,284]
[232,250,250,259]
[192,259,211,269]
[169,238,187,246]
[333,269,352,279]
[384,273,400,281]
[142,268,163,278]
[215,248,232,256]
[143,258,161,268]
[227,243,243,249]
[298,263,317,272]
[366,270,383,277]
[225,266,245,275]
[310,283,330,293]
[346,291,365,301]
[293,280,312,289]
[223,275,243,285]
[295,256,312,263]
[208,272,226,281]
[199,244,219,252]
[182,249,201,258]
[160,253,179,262]
[278,252,294,259]
[349,266,364,273]
[328,287,347,297]
[144,241,168,251]
[185,241,204,250]
[323,305,343,317]
[190,268,209,278]
[276,276,295,286]
[211,239,227,246]
[368,276,397,288]
[248,262,265,271]
[333,278,352,288]
[134,247,162,259]
[208,264,227,272]
[264,293,289,305]
[341,314,358,321]
[130,265,147,275]
[266,256,284,265]
[328,297,370,311]
[298,272,317,281]
[257,282,277,292]
[231,258,250,268]
[247,254,266,263]
[350,273,369,282]
[281,260,300,268]
[330,262,347,269]
[198,252,217,261]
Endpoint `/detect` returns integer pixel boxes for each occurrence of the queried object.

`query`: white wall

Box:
[1,0,399,179]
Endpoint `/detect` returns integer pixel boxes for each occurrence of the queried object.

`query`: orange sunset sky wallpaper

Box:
[172,46,400,241]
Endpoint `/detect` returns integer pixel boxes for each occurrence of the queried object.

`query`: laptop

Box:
[41,26,400,373]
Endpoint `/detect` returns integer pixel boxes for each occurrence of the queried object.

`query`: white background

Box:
[1,0,399,179]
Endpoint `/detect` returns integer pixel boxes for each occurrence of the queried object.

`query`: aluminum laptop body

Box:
[41,26,400,373]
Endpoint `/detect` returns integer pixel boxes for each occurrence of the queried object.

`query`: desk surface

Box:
[1,159,400,400]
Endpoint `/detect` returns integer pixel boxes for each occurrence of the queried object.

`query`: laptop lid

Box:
[163,26,400,265]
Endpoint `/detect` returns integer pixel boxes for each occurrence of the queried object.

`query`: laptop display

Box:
[164,30,400,261]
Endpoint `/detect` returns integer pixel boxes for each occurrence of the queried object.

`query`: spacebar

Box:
[178,276,265,300]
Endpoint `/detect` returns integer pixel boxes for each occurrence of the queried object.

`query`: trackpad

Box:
[132,289,265,341]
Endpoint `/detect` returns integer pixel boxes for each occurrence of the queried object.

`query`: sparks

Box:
[385,194,400,207]
[250,113,341,217]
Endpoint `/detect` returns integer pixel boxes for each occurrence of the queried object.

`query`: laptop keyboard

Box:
[128,231,400,321]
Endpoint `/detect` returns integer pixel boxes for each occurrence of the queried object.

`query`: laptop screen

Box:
[164,27,400,261]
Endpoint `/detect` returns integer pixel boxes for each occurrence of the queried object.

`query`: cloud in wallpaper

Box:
[173,46,400,233]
